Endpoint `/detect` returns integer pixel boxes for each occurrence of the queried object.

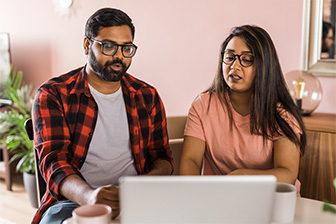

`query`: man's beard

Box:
[88,49,130,82]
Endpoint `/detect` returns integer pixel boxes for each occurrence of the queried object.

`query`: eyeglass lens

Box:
[102,42,137,58]
[223,52,254,67]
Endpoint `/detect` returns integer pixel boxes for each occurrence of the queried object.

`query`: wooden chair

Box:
[167,116,187,175]
[24,118,46,207]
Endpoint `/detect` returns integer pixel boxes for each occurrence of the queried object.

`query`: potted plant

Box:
[0,66,37,207]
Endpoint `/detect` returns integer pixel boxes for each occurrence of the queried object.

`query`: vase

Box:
[23,172,38,208]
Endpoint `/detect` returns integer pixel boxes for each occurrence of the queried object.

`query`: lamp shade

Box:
[285,70,323,115]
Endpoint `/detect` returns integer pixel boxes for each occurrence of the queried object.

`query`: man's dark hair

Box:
[85,8,135,40]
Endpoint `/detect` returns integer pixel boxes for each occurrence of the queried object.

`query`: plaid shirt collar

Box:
[69,64,140,97]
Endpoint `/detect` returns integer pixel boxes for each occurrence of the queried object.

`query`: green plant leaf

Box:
[0,65,35,174]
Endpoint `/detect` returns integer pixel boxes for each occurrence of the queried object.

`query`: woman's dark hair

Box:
[322,21,334,52]
[207,25,306,155]
[85,8,135,40]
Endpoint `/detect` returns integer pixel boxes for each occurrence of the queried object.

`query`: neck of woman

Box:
[229,90,252,116]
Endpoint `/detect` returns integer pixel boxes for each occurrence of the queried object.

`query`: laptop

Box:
[119,175,276,224]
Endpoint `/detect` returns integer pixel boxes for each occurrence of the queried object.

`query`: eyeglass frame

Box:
[222,51,255,67]
[89,38,138,58]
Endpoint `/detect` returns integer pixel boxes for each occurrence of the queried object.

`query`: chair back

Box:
[24,118,46,207]
[167,116,187,175]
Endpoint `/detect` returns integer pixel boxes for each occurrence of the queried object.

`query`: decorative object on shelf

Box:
[285,70,323,116]
[53,0,77,18]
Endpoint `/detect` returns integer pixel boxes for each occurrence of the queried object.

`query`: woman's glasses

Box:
[223,51,254,67]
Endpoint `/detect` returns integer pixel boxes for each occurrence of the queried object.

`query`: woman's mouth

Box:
[229,74,242,80]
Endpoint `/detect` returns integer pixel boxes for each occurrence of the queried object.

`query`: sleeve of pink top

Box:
[184,95,206,141]
[272,108,303,141]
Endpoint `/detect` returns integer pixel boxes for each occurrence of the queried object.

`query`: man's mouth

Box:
[110,63,122,71]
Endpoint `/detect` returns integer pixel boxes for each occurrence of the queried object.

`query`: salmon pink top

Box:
[184,92,302,176]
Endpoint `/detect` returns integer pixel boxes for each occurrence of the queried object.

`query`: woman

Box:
[179,25,306,187]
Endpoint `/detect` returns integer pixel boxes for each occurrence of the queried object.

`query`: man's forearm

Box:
[147,159,173,175]
[59,174,94,205]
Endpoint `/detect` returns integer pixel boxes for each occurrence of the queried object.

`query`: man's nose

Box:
[113,46,124,58]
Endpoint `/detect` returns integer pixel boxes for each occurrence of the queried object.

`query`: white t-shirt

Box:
[80,85,137,188]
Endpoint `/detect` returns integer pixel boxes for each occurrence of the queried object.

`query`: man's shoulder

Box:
[39,67,84,90]
[122,73,157,93]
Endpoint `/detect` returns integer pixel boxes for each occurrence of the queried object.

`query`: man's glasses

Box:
[223,51,254,67]
[90,38,138,58]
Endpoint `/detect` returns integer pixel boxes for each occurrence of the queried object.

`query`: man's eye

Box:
[104,43,115,49]
[123,46,131,53]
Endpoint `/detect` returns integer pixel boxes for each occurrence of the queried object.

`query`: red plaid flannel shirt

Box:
[31,66,173,224]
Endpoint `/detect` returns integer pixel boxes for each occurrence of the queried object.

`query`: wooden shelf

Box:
[302,112,336,133]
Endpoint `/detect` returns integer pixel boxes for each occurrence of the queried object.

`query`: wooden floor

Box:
[0,174,37,224]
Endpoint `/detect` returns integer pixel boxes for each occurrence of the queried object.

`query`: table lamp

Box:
[285,70,323,116]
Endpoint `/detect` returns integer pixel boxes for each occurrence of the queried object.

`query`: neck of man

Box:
[85,66,121,94]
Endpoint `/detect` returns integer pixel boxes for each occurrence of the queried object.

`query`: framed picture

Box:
[0,33,11,93]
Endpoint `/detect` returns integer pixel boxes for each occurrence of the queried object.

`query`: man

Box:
[32,8,173,224]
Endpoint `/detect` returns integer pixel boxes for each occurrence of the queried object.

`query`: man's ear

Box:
[83,37,91,55]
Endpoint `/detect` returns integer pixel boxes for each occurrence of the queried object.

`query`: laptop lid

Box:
[119,175,276,224]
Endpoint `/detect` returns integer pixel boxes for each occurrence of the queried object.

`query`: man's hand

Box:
[60,175,120,219]
[87,185,120,219]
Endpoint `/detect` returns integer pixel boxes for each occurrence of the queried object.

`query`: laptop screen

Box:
[119,175,276,224]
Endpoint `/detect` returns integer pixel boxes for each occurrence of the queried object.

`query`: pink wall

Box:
[1,0,335,116]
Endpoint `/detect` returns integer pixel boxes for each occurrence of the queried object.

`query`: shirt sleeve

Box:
[184,94,207,141]
[272,108,303,141]
[32,87,83,201]
[146,91,174,171]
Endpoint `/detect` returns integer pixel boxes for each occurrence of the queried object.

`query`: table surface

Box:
[286,197,336,224]
[64,197,336,224]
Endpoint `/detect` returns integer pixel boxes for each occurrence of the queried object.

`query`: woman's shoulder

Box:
[190,92,219,111]
[276,104,295,120]
[189,92,224,119]
[276,103,302,133]
[192,91,219,106]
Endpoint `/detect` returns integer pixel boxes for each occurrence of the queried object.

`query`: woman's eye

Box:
[242,56,253,62]
[225,56,234,61]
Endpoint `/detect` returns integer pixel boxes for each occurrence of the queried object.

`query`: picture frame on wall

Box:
[0,33,11,95]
